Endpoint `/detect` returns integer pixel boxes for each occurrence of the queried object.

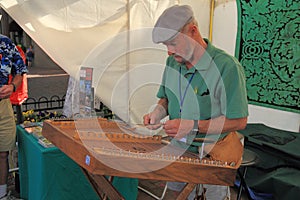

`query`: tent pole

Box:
[209,0,215,41]
[126,0,131,124]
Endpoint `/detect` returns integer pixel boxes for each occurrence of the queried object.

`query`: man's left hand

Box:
[162,119,194,139]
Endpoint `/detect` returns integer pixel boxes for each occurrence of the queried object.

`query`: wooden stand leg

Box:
[176,183,197,200]
[81,169,125,200]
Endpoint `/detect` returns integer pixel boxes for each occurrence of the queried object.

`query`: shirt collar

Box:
[193,38,214,71]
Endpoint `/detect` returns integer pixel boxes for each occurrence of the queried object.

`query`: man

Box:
[143,5,248,199]
[0,34,27,200]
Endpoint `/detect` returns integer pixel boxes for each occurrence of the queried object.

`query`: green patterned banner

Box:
[235,0,299,113]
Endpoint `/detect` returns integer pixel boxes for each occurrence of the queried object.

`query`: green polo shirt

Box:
[157,39,248,149]
[157,39,248,121]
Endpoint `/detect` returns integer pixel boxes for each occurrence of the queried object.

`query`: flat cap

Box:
[152,5,194,43]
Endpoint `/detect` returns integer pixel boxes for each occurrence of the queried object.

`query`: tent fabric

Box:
[0,0,212,124]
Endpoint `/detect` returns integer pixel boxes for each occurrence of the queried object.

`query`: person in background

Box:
[25,45,34,67]
[0,34,28,200]
[143,5,248,199]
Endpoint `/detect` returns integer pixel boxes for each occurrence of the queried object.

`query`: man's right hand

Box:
[143,113,162,130]
[143,98,168,130]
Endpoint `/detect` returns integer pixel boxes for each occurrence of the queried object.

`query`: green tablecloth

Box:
[17,125,138,200]
[239,124,300,199]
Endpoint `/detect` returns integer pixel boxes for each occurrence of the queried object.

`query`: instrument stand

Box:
[82,169,124,200]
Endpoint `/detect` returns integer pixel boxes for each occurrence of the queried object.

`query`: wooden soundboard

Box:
[42,118,241,199]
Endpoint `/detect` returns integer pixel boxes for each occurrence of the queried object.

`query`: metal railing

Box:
[13,95,65,124]
[20,95,66,112]
[12,95,114,124]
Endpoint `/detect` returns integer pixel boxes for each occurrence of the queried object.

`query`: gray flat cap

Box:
[152,5,194,43]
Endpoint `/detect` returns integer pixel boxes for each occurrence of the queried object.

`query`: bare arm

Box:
[11,74,23,88]
[197,115,248,134]
[163,116,247,138]
[154,98,168,118]
[0,74,23,99]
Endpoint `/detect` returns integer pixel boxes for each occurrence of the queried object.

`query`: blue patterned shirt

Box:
[0,34,28,87]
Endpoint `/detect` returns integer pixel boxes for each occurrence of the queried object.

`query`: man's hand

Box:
[0,84,14,99]
[143,112,162,130]
[143,98,168,130]
[163,119,194,139]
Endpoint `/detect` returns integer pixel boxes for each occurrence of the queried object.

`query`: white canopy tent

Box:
[0,0,213,124]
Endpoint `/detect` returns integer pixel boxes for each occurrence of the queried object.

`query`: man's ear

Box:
[190,25,198,36]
